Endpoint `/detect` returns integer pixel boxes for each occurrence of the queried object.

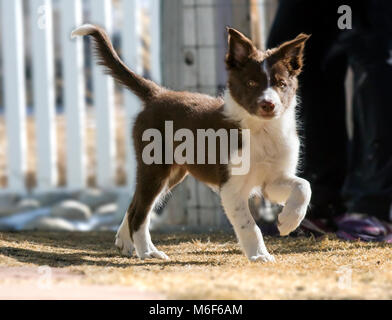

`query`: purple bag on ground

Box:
[335,214,392,243]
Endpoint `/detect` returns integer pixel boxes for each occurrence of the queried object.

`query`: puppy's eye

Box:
[278,80,287,89]
[247,80,258,88]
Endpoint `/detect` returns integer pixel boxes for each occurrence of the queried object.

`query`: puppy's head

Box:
[226,28,310,120]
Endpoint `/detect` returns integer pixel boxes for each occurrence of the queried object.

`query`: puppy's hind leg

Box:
[115,208,135,257]
[128,166,187,260]
[115,167,167,259]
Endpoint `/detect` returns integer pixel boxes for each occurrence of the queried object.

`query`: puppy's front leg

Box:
[221,186,275,263]
[265,176,311,236]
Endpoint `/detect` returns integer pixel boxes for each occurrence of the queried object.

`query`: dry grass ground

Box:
[0,231,391,300]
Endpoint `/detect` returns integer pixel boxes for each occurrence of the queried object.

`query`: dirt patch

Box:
[0,231,391,299]
[0,282,164,300]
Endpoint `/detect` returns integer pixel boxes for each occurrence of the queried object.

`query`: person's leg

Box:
[342,1,392,220]
[268,0,349,219]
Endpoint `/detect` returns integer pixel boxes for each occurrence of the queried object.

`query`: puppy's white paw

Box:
[278,221,299,236]
[115,236,134,257]
[249,254,276,263]
[138,250,170,261]
[278,208,306,236]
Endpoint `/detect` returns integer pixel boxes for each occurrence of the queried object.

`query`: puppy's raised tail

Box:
[71,24,161,102]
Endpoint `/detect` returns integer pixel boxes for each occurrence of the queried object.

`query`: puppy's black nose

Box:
[260,100,275,113]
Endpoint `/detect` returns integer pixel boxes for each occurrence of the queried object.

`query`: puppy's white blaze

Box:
[71,24,97,39]
[259,87,282,108]
[263,60,271,87]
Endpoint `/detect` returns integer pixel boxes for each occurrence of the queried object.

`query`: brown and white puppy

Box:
[72,25,311,262]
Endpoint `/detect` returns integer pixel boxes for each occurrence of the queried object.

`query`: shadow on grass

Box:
[0,231,116,253]
[129,260,212,267]
[0,231,237,252]
[189,249,242,256]
[0,231,238,268]
[0,246,217,268]
[2,231,386,267]
[0,246,130,268]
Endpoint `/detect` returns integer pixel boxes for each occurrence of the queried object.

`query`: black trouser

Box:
[267,0,392,220]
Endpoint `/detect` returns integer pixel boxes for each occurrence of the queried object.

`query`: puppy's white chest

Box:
[223,90,300,186]
[247,127,299,184]
[251,129,281,162]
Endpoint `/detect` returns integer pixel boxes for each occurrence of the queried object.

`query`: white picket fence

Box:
[0,0,161,194]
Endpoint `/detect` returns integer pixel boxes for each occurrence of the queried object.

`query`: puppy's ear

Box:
[275,33,310,76]
[226,28,256,68]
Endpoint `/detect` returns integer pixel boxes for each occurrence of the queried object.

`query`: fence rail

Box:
[0,0,161,194]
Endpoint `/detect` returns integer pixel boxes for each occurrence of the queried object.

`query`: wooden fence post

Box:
[122,0,143,191]
[31,0,58,191]
[184,0,222,227]
[150,0,162,84]
[60,0,86,190]
[250,0,279,50]
[91,0,116,188]
[1,0,27,192]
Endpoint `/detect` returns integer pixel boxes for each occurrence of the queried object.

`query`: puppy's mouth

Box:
[258,113,278,120]
[255,102,280,120]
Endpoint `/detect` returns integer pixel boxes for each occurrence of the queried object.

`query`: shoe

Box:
[335,213,392,243]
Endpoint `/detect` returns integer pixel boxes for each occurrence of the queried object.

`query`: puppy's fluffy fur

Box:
[72,24,311,262]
